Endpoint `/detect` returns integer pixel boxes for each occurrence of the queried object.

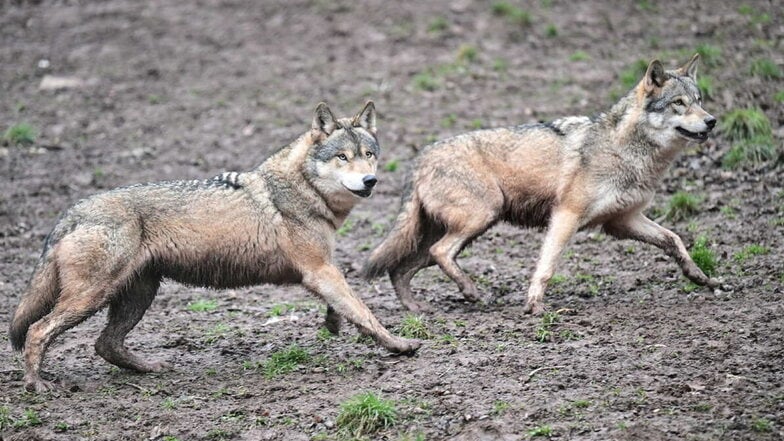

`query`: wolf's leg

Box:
[524,208,582,315]
[604,213,719,287]
[389,248,435,313]
[95,276,170,372]
[302,264,421,354]
[429,216,494,302]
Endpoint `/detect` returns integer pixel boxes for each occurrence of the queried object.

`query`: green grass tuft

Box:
[695,44,722,67]
[690,235,718,277]
[3,123,36,146]
[751,417,772,433]
[721,108,772,141]
[620,59,649,90]
[733,244,769,262]
[491,1,532,27]
[427,17,449,33]
[397,315,433,339]
[545,24,558,38]
[337,392,397,438]
[528,425,553,437]
[456,44,478,64]
[697,76,713,100]
[665,191,701,221]
[412,71,439,91]
[750,58,781,79]
[569,51,590,62]
[188,298,218,312]
[384,159,400,172]
[262,345,310,378]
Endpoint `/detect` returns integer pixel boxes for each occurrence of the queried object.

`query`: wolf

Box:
[10,101,421,392]
[363,54,719,315]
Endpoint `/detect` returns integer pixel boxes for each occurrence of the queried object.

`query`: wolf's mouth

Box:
[676,127,710,142]
[346,187,373,198]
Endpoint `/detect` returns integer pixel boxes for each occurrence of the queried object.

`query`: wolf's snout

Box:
[363,175,377,189]
[704,116,716,131]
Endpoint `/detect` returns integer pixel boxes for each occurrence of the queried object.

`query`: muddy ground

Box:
[1,1,783,440]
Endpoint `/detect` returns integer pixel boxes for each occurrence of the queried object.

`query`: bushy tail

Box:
[361,188,424,280]
[9,252,60,351]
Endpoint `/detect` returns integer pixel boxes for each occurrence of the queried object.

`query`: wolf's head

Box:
[306,101,380,201]
[637,54,716,146]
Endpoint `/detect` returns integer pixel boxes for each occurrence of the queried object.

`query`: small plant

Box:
[337,218,355,236]
[427,17,449,33]
[665,191,701,221]
[697,76,713,100]
[733,244,769,262]
[12,409,42,428]
[693,402,712,412]
[412,72,439,92]
[398,315,433,339]
[161,397,178,410]
[493,58,509,72]
[528,425,553,437]
[620,59,649,90]
[0,406,10,430]
[491,1,532,27]
[536,311,560,342]
[188,298,218,312]
[572,399,591,409]
[456,44,478,64]
[492,400,511,415]
[569,51,590,62]
[695,44,722,67]
[384,159,400,172]
[751,417,772,433]
[441,113,458,128]
[774,90,784,103]
[3,123,36,146]
[737,4,754,15]
[545,24,558,37]
[721,108,772,141]
[337,392,397,438]
[262,345,310,378]
[750,58,781,79]
[690,235,718,277]
[316,327,334,342]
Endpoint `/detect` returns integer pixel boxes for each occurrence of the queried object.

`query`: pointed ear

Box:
[643,59,666,93]
[352,101,376,135]
[312,102,337,136]
[678,53,700,81]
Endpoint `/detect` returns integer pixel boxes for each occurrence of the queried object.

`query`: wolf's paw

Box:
[387,337,422,355]
[402,299,434,314]
[706,277,721,289]
[461,287,482,303]
[523,300,546,316]
[142,360,173,373]
[24,377,56,394]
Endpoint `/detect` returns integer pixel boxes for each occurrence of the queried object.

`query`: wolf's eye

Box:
[365,151,374,158]
[337,154,348,161]
[673,99,686,107]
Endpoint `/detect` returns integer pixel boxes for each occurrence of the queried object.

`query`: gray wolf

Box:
[363,54,719,314]
[10,101,421,392]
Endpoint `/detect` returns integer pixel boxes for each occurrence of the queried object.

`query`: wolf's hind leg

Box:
[95,276,169,372]
[390,248,435,313]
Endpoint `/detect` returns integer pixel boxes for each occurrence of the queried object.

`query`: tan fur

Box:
[363,55,720,314]
[10,101,421,393]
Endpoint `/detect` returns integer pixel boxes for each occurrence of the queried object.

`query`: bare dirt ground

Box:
[1,1,782,440]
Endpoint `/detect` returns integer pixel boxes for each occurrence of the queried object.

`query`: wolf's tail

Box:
[10,244,60,351]
[361,183,424,280]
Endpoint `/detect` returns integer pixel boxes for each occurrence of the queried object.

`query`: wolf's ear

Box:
[312,102,337,136]
[677,53,700,81]
[352,101,376,135]
[643,59,666,93]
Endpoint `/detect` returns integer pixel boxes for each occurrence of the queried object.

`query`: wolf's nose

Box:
[705,116,716,130]
[363,175,377,189]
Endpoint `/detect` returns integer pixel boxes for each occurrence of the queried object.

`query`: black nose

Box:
[705,116,716,130]
[362,175,377,189]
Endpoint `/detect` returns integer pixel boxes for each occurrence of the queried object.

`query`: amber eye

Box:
[673,98,686,107]
[337,154,348,161]
[365,151,374,158]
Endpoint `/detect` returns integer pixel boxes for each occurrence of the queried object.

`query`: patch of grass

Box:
[536,311,560,342]
[751,417,772,433]
[682,281,699,293]
[545,24,557,37]
[470,119,483,130]
[569,50,590,62]
[161,397,178,410]
[456,44,478,64]
[3,123,36,146]
[491,1,532,27]
[441,113,458,128]
[620,59,649,90]
[492,400,511,415]
[690,235,718,277]
[337,218,355,236]
[737,4,753,15]
[774,90,784,103]
[493,58,509,72]
[695,44,722,67]
[397,315,433,339]
[337,392,397,438]
[665,191,701,222]
[204,322,230,344]
[693,402,712,412]
[549,274,567,286]
[12,409,42,428]
[721,108,772,142]
[188,298,218,312]
[316,327,334,342]
[427,16,449,33]
[262,345,310,378]
[0,407,10,430]
[412,71,439,92]
[733,244,769,262]
[750,58,781,79]
[697,76,713,100]
[384,159,400,172]
[528,425,553,437]
[572,399,591,409]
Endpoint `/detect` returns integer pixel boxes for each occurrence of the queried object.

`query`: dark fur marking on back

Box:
[542,121,566,137]
[211,172,242,189]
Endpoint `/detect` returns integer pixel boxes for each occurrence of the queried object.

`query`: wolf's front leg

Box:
[604,213,719,288]
[524,208,582,315]
[302,264,421,354]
